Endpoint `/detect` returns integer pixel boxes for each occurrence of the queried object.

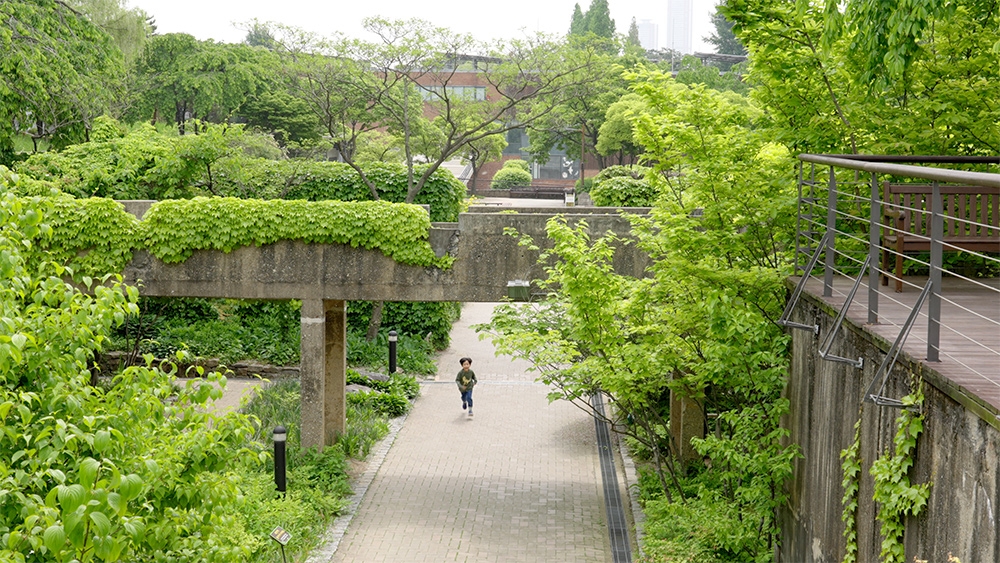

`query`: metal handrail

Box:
[795,156,1000,408]
[818,254,871,369]
[863,280,934,408]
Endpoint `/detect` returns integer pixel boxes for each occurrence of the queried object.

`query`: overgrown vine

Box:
[15,195,453,279]
[840,413,862,563]
[841,381,931,563]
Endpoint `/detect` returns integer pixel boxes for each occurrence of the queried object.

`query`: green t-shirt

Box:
[456,368,477,390]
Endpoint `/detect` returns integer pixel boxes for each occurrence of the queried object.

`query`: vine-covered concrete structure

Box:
[120,202,652,449]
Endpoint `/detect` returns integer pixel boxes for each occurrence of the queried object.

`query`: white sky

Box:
[127,0,720,53]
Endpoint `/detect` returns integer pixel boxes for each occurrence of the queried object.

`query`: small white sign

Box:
[270,526,292,546]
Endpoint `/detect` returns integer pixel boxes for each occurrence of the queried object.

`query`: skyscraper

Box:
[637,19,658,50]
[665,0,693,54]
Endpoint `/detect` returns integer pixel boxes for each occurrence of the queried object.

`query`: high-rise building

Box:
[665,0,693,54]
[637,19,658,51]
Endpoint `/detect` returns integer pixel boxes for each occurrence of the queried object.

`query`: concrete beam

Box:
[123,210,650,302]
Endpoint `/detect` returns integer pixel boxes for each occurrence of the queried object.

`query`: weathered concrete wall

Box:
[122,210,650,302]
[781,289,1000,563]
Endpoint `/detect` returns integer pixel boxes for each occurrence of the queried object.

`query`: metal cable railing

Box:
[792,155,1000,406]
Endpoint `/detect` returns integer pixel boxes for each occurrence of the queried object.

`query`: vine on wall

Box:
[840,382,931,563]
[12,195,452,279]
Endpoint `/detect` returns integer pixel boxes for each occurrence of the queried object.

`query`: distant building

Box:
[637,19,658,51]
[665,0,693,54]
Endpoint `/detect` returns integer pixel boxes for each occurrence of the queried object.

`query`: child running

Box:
[456,357,477,417]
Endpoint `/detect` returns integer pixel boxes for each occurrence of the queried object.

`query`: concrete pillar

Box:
[670,386,704,465]
[300,299,347,450]
[324,300,347,444]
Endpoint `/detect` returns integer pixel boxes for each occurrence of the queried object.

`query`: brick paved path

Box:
[323,302,613,563]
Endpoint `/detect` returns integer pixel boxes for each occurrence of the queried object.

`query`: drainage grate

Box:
[592,393,632,563]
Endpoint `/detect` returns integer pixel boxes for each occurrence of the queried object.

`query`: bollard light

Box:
[273,426,287,494]
[388,330,398,374]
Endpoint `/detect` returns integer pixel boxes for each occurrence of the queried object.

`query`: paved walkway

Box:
[318,302,613,563]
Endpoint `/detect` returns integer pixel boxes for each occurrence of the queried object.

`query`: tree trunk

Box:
[365,301,384,341]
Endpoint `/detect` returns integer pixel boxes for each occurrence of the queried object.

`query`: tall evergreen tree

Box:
[627,17,641,47]
[706,7,746,55]
[570,3,586,35]
[583,0,616,38]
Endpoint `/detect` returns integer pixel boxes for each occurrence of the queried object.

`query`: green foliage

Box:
[477,64,799,560]
[0,191,269,562]
[503,159,531,173]
[129,34,278,133]
[490,167,533,190]
[0,0,125,161]
[724,0,1000,154]
[870,388,931,563]
[348,301,459,350]
[274,160,465,223]
[140,197,445,267]
[590,174,656,207]
[595,93,648,160]
[347,390,410,418]
[23,196,140,279]
[346,330,439,375]
[841,417,863,563]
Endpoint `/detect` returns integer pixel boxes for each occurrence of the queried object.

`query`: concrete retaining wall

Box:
[781,289,1000,562]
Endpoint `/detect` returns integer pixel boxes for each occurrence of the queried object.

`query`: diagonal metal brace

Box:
[818,254,872,369]
[863,279,933,408]
[778,232,830,335]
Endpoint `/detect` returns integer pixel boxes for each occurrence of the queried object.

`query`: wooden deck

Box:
[800,275,1000,410]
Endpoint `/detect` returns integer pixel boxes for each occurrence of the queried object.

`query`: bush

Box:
[348,301,459,350]
[593,164,650,183]
[590,175,658,207]
[490,166,532,190]
[502,159,531,173]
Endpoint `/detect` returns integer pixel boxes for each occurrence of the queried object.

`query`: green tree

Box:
[583,0,616,38]
[0,190,263,562]
[627,17,641,48]
[706,6,746,56]
[71,0,153,62]
[723,0,1000,155]
[480,67,799,560]
[595,93,647,164]
[130,34,276,135]
[525,37,632,176]
[239,90,321,146]
[0,0,125,160]
[264,18,600,203]
[570,3,586,35]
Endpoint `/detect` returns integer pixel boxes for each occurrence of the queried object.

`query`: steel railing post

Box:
[928,182,943,361]
[868,172,880,323]
[825,166,837,296]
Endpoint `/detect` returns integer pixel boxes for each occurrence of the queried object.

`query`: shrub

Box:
[348,301,459,350]
[502,159,531,173]
[593,164,650,184]
[490,166,532,190]
[590,175,658,207]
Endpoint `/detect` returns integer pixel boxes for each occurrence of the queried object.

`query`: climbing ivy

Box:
[140,197,448,267]
[840,416,862,563]
[0,194,452,279]
[871,385,931,563]
[26,196,141,278]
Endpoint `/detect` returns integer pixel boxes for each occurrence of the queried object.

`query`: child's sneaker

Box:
[468,409,474,417]
[462,401,467,410]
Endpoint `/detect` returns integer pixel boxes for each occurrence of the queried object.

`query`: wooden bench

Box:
[881,182,1000,291]
[509,186,572,200]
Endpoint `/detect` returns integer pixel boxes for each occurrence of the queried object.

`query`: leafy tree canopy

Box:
[0,0,125,161]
